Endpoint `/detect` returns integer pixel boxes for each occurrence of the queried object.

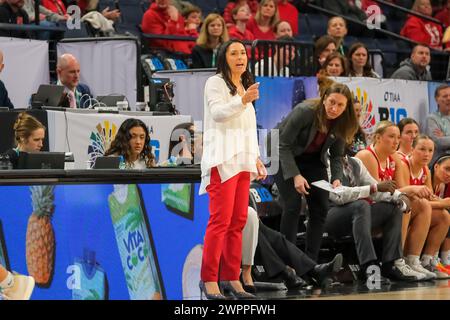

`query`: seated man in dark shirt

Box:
[0,0,30,38]
[0,50,14,109]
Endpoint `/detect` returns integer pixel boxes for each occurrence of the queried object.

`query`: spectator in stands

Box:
[431,153,450,270]
[223,0,258,27]
[347,97,368,156]
[56,53,92,109]
[0,264,35,300]
[355,121,436,281]
[5,112,45,169]
[314,35,337,71]
[274,20,293,38]
[399,134,450,278]
[23,0,68,23]
[347,42,381,78]
[425,84,450,163]
[41,0,66,15]
[397,118,420,158]
[254,35,296,76]
[181,4,201,52]
[401,0,445,50]
[228,4,255,42]
[319,52,348,77]
[0,50,14,109]
[390,44,432,80]
[272,82,359,260]
[276,0,299,35]
[191,14,229,68]
[182,4,202,32]
[325,155,420,283]
[0,0,30,38]
[105,118,156,169]
[327,16,347,56]
[247,0,278,41]
[435,0,450,27]
[141,0,197,54]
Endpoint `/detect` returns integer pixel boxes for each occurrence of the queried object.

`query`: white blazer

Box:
[200,74,260,194]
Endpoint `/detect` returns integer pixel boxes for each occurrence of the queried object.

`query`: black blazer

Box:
[274,100,345,183]
[191,45,215,69]
[0,80,13,109]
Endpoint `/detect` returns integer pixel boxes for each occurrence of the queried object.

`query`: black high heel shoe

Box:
[219,281,258,300]
[199,281,227,300]
[240,273,257,294]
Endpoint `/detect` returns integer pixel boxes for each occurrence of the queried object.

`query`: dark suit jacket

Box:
[58,83,92,108]
[77,83,92,108]
[274,100,345,183]
[0,80,13,109]
[191,45,214,69]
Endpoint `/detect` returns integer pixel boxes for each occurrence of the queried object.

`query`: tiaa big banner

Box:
[336,77,430,135]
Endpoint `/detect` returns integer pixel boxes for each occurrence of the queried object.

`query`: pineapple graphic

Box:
[26,185,56,286]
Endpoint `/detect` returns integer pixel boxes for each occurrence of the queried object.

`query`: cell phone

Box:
[114,0,120,10]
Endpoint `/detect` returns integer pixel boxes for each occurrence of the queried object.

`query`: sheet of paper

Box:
[311,180,345,194]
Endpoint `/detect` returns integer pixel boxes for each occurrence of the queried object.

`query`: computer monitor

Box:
[148,78,176,113]
[96,95,126,107]
[31,85,65,108]
[93,156,120,169]
[17,152,66,169]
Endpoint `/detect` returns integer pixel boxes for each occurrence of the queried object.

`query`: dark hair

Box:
[435,84,450,98]
[216,40,254,95]
[321,52,348,76]
[347,42,374,77]
[314,35,337,65]
[314,82,359,144]
[14,112,46,146]
[168,122,195,159]
[398,117,419,134]
[104,118,155,168]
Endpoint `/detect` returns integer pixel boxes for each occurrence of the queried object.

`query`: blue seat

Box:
[191,0,228,15]
[305,13,328,38]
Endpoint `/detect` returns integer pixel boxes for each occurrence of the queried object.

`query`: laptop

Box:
[96,95,126,107]
[94,156,121,169]
[31,84,65,108]
[17,151,66,169]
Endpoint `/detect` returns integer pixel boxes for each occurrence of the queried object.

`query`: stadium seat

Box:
[305,13,328,38]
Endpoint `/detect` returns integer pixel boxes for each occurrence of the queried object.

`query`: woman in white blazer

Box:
[199,39,267,300]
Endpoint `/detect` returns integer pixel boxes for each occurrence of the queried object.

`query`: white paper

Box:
[311,180,346,194]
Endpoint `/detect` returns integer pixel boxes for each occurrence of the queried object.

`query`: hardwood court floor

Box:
[253,279,450,300]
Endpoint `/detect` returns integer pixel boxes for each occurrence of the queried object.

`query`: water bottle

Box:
[119,155,126,169]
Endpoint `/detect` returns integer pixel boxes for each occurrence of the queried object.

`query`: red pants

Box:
[201,167,250,282]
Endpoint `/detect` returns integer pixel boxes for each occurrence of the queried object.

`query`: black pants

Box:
[274,153,329,261]
[255,221,316,278]
[325,200,403,265]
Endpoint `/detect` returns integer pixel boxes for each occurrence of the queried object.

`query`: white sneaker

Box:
[407,260,437,280]
[1,274,35,300]
[394,259,427,281]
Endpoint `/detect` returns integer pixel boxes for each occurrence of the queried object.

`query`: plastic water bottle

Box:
[119,155,126,169]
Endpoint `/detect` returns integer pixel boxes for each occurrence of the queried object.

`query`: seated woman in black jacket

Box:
[191,13,229,68]
[4,112,46,168]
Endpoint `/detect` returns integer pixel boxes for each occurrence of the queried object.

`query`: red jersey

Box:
[435,183,450,199]
[402,156,427,186]
[367,145,396,181]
